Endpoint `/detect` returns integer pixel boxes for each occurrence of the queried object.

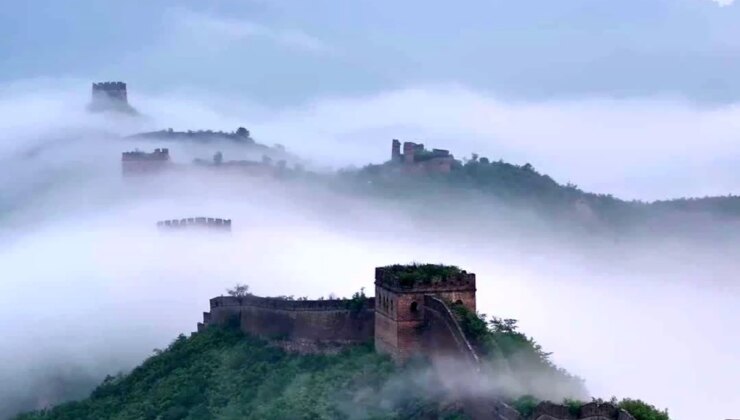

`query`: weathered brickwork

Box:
[203,295,375,351]
[374,265,477,361]
[389,139,455,174]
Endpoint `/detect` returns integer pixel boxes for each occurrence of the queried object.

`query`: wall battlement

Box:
[210,295,374,311]
[121,148,170,175]
[202,293,376,352]
[122,148,169,161]
[157,217,232,231]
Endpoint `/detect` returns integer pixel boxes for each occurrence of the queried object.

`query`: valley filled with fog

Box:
[0,82,739,420]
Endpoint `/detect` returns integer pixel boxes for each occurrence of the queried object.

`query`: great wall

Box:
[157,217,232,231]
[109,80,637,420]
[196,264,636,420]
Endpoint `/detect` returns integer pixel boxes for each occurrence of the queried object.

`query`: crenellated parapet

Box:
[121,148,170,175]
[122,148,169,161]
[157,217,232,231]
[210,295,374,311]
[202,293,376,353]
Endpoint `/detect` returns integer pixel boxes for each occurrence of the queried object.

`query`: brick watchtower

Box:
[374,264,476,361]
[89,81,137,114]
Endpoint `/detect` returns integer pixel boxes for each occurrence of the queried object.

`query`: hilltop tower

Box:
[89,81,137,114]
[389,140,455,174]
[374,264,476,361]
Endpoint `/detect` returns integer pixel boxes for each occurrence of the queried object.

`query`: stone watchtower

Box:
[89,81,137,114]
[374,264,476,360]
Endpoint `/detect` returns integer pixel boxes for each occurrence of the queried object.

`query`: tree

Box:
[227,284,250,297]
[236,127,250,138]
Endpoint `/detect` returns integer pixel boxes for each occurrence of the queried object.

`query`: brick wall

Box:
[204,295,375,350]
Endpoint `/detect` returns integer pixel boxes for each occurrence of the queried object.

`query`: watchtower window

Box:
[410,301,418,313]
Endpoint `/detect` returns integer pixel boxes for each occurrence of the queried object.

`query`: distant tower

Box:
[391,139,401,163]
[89,81,137,114]
[374,264,476,361]
[121,148,170,175]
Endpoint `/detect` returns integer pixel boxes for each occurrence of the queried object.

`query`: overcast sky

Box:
[2,0,739,103]
[2,0,740,200]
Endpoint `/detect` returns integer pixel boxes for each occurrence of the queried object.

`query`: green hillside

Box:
[15,327,465,420]
[16,312,669,420]
[346,155,740,224]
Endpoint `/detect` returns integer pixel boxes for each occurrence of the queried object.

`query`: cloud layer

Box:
[0,81,739,420]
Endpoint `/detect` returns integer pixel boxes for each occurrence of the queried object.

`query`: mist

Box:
[0,80,739,420]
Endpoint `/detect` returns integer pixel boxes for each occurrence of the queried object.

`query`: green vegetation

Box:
[344,287,370,313]
[16,327,466,420]
[509,395,538,417]
[451,302,670,420]
[346,152,740,232]
[381,263,464,288]
[449,303,587,400]
[15,289,668,420]
[615,398,670,420]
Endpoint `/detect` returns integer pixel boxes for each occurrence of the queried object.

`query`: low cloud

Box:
[0,80,739,420]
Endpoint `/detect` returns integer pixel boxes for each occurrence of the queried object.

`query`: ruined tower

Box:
[89,81,137,114]
[374,264,476,361]
[391,139,402,163]
[390,140,455,174]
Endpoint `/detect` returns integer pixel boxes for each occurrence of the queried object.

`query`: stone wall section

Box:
[421,295,480,366]
[203,295,375,350]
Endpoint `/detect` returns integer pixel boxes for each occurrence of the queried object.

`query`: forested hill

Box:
[346,155,740,224]
[15,314,669,420]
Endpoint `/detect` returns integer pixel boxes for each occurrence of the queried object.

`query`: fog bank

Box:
[0,81,738,420]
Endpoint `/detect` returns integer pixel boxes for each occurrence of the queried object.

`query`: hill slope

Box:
[15,315,670,420]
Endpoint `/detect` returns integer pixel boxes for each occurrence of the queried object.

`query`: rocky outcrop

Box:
[530,401,635,420]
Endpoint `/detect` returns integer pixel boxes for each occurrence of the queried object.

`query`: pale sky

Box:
[2,0,740,104]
